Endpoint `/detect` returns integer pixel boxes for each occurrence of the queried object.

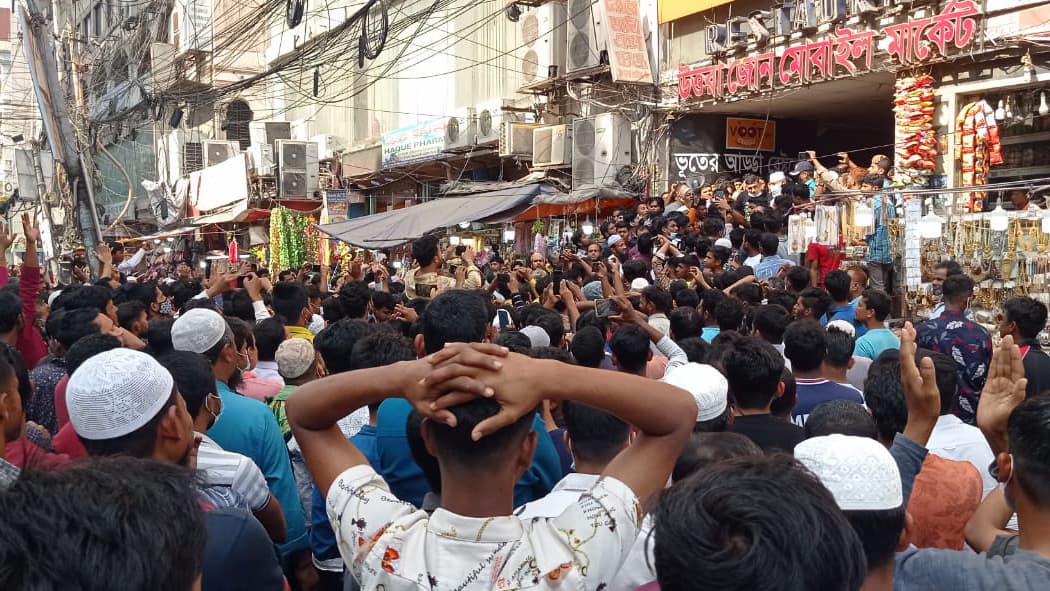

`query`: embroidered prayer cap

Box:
[795,434,903,511]
[276,338,316,380]
[67,348,175,441]
[171,308,229,354]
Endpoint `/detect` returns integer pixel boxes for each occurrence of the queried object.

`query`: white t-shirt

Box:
[196,433,271,512]
[328,465,642,591]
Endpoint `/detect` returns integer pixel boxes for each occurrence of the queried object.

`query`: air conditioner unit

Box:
[532,124,571,167]
[248,144,275,175]
[499,122,540,157]
[276,139,319,198]
[565,0,608,75]
[444,108,476,152]
[519,1,567,86]
[202,140,239,168]
[572,112,632,189]
[311,134,345,158]
[249,121,292,148]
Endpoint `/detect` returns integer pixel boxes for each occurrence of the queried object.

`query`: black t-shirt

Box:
[729,414,806,454]
[1020,341,1050,399]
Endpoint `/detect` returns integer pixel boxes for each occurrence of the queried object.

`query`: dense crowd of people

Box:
[0,163,1049,591]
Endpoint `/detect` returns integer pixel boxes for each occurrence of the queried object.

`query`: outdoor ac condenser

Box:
[276,139,319,198]
[572,113,631,189]
[519,1,567,86]
[532,124,571,167]
[565,0,608,75]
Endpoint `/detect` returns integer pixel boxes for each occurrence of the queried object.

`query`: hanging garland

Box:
[269,207,320,272]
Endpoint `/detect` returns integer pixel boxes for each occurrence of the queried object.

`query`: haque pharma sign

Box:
[678,0,980,101]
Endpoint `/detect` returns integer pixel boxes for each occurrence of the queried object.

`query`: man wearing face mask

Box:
[170,309,310,573]
[65,348,289,589]
[728,173,770,227]
[768,171,787,198]
[158,350,287,543]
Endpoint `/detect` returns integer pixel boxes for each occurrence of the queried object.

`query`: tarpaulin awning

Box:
[316,182,562,249]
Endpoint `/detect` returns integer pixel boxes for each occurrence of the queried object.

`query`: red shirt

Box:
[805,243,844,287]
[4,436,71,469]
[0,265,47,369]
[52,422,88,459]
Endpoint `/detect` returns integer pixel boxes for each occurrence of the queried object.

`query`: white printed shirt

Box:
[328,465,642,591]
[196,433,272,512]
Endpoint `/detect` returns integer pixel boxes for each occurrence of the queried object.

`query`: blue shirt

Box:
[311,424,381,562]
[208,381,308,555]
[701,326,721,343]
[865,192,895,264]
[855,327,900,359]
[373,398,563,508]
[791,378,865,427]
[754,255,793,281]
[823,302,867,337]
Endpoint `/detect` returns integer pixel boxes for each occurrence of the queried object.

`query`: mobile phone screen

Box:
[595,298,614,318]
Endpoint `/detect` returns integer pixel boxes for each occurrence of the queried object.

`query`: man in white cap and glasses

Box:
[170,308,310,574]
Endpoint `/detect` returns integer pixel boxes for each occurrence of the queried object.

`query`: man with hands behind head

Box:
[287,341,696,591]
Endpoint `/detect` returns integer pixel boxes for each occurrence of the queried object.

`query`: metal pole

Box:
[30,142,60,281]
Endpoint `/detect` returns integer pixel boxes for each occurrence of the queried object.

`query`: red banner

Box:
[678,0,980,101]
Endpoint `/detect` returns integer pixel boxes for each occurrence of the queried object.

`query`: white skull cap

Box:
[795,434,903,511]
[67,348,175,441]
[660,363,728,422]
[171,308,228,354]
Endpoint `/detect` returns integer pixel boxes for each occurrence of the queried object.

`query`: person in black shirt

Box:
[722,336,805,453]
[999,296,1050,399]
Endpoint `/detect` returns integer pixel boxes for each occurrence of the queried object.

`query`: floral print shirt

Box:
[328,465,642,591]
[916,310,993,424]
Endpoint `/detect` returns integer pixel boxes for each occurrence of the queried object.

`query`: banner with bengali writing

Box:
[677,0,981,102]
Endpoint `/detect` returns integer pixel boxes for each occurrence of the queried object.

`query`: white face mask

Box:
[770,184,782,197]
[205,393,222,420]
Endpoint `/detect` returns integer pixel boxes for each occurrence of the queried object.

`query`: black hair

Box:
[733,284,763,307]
[861,289,891,322]
[80,389,178,459]
[338,281,372,319]
[845,507,907,571]
[494,330,532,355]
[1008,396,1050,506]
[785,266,811,293]
[169,280,203,314]
[321,296,345,324]
[653,455,867,591]
[158,351,217,418]
[254,317,287,362]
[752,304,790,345]
[610,324,650,374]
[707,245,731,266]
[63,285,114,315]
[798,287,833,320]
[223,290,256,323]
[770,366,797,419]
[116,301,148,332]
[65,334,122,375]
[406,410,441,495]
[722,336,784,410]
[673,288,700,309]
[861,173,886,187]
[669,307,702,342]
[784,319,827,372]
[0,457,206,591]
[117,282,159,309]
[314,319,375,374]
[527,308,565,347]
[0,345,24,411]
[561,400,630,465]
[641,285,673,314]
[622,259,649,283]
[529,346,574,363]
[272,282,309,326]
[146,318,175,356]
[863,350,906,444]
[701,217,725,238]
[181,295,218,315]
[1005,296,1048,339]
[55,308,102,350]
[714,298,744,332]
[672,431,762,482]
[942,273,974,306]
[372,291,397,313]
[676,337,709,364]
[804,400,878,439]
[426,398,536,471]
[569,326,606,368]
[706,331,746,370]
[916,348,958,415]
[349,331,415,371]
[934,260,964,277]
[575,309,608,338]
[743,229,762,250]
[225,316,254,351]
[766,289,797,313]
[824,326,856,369]
[824,270,851,302]
[0,291,22,334]
[422,290,489,355]
[758,232,779,256]
[412,235,440,267]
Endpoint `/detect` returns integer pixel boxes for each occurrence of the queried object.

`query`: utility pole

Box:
[29,142,61,281]
[19,0,101,272]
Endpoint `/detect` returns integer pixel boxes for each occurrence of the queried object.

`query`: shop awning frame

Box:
[316,182,563,249]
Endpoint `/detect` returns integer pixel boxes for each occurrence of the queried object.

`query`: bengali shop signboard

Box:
[601,0,654,84]
[678,0,980,102]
